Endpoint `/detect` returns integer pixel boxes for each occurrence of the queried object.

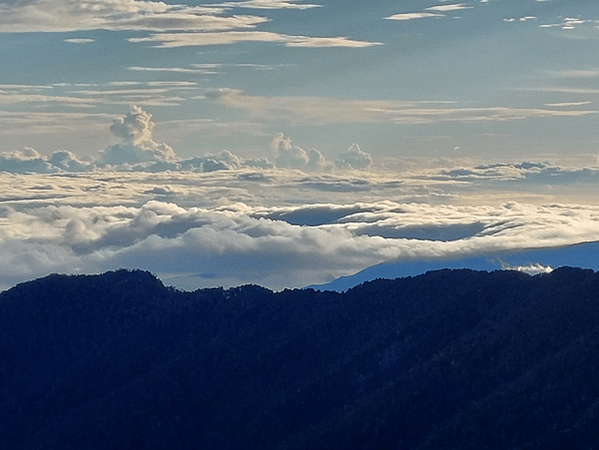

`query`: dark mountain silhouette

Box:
[2,267,599,449]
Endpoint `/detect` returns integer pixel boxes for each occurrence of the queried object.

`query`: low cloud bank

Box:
[0,106,370,174]
[438,161,599,184]
[0,147,90,174]
[2,107,599,290]
[1,178,598,291]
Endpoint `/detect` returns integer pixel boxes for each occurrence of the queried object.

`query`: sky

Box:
[1,0,599,291]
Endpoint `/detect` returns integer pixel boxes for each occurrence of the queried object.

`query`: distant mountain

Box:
[311,240,599,291]
[3,268,599,449]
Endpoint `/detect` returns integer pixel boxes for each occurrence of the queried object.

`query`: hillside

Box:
[2,268,599,449]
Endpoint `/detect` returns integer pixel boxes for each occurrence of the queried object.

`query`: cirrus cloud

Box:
[0,0,265,33]
[386,12,443,21]
[129,31,382,48]
[213,0,320,10]
[201,88,598,126]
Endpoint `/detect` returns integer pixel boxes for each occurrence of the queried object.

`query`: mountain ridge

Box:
[2,267,599,449]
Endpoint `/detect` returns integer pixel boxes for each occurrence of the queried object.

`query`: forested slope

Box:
[2,267,599,449]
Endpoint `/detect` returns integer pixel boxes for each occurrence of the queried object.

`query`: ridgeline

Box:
[2,267,599,449]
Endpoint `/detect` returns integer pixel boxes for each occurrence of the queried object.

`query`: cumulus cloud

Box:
[275,146,309,169]
[0,147,91,174]
[98,106,177,166]
[306,148,327,171]
[48,151,91,172]
[180,149,249,172]
[109,105,155,145]
[270,132,328,170]
[1,106,370,175]
[0,147,53,174]
[335,143,372,170]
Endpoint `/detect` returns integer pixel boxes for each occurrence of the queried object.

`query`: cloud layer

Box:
[1,163,599,292]
[2,106,599,291]
[0,106,371,174]
[202,89,597,126]
[0,0,263,33]
[0,0,379,48]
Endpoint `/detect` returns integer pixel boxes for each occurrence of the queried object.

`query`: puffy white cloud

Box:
[98,106,177,166]
[271,133,305,168]
[270,132,329,170]
[48,151,91,172]
[2,106,340,174]
[98,144,177,167]
[180,150,245,172]
[109,105,155,145]
[335,143,371,170]
[306,148,327,171]
[276,145,309,168]
[0,147,54,174]
[3,146,43,160]
[0,147,91,174]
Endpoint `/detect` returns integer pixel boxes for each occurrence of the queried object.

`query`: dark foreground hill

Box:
[2,268,599,449]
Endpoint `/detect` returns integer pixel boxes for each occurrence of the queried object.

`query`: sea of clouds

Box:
[1,106,599,291]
